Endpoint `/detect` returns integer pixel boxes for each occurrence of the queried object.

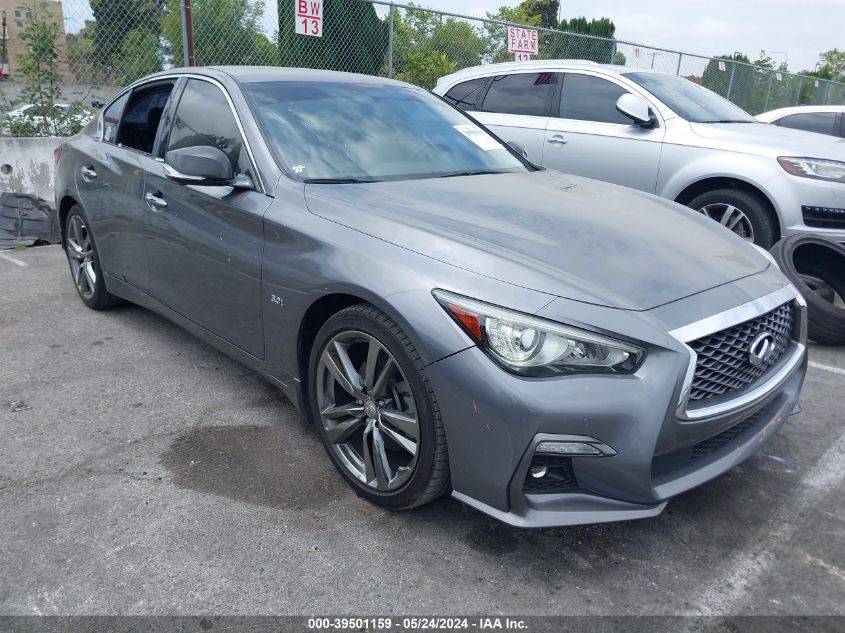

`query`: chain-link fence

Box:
[2,0,844,136]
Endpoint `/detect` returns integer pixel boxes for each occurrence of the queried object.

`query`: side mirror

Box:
[616,94,655,127]
[507,140,529,159]
[165,145,237,185]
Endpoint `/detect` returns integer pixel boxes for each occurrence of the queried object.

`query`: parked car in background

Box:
[55,67,807,528]
[434,61,845,248]
[756,106,845,138]
[3,103,92,137]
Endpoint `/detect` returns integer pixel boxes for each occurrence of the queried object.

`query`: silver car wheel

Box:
[316,331,420,492]
[66,215,97,300]
[698,203,755,242]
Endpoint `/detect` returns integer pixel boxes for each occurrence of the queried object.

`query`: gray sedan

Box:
[54,67,807,527]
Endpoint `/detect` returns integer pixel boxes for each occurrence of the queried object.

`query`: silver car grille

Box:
[687,302,794,402]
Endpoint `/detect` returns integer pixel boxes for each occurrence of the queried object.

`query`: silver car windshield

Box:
[244,81,528,182]
[623,72,757,124]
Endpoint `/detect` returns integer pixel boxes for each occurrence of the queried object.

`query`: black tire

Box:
[688,188,779,248]
[769,235,845,345]
[64,205,123,310]
[308,304,450,509]
[797,274,835,304]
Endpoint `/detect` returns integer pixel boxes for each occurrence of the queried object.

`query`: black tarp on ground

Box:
[0,193,60,250]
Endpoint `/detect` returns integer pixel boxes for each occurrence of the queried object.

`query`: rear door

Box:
[140,77,269,359]
[467,71,558,164]
[74,82,175,291]
[543,72,664,192]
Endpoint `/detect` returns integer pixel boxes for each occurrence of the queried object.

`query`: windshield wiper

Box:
[699,120,755,124]
[436,170,506,178]
[302,177,379,184]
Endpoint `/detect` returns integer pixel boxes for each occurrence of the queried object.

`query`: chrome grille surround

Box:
[687,302,793,401]
[668,285,806,421]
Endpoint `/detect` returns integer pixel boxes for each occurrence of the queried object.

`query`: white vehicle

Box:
[3,103,91,136]
[756,106,845,139]
[434,61,845,247]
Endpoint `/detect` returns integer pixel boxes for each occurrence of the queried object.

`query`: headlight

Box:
[433,290,645,376]
[778,157,845,183]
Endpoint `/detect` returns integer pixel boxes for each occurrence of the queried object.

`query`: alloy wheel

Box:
[316,331,420,491]
[66,215,97,300]
[698,203,755,242]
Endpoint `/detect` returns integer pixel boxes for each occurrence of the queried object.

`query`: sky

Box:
[63,0,841,74]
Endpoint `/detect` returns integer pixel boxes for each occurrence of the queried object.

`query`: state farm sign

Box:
[507,27,538,60]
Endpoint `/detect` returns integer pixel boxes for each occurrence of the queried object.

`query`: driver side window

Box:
[166,79,250,176]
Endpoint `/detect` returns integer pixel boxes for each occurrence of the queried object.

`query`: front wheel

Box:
[687,188,778,248]
[308,304,450,509]
[64,205,123,310]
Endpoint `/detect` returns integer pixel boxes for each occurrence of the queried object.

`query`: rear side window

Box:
[100,92,129,144]
[776,112,837,136]
[443,77,488,111]
[116,84,174,154]
[559,74,631,124]
[481,72,557,117]
[167,79,249,175]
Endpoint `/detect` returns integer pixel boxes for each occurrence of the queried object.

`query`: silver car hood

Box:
[687,120,845,158]
[304,170,769,311]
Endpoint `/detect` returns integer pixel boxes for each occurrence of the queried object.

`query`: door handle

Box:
[80,165,97,182]
[547,135,568,145]
[144,192,168,211]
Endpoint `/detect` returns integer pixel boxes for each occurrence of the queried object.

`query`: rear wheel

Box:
[308,304,450,509]
[688,188,778,248]
[64,205,123,310]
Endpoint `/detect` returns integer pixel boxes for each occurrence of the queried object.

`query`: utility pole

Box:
[1,11,7,80]
[180,0,195,67]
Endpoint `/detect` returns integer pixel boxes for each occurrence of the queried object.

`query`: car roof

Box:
[756,105,845,121]
[436,60,661,86]
[143,65,409,87]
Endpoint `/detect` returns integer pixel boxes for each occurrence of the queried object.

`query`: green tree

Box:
[116,30,163,85]
[817,49,845,82]
[16,1,61,136]
[396,51,455,89]
[163,0,276,66]
[89,0,164,70]
[519,0,559,29]
[545,17,617,63]
[278,0,387,75]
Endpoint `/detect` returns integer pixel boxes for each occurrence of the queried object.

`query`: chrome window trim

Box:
[668,284,805,421]
[94,72,265,194]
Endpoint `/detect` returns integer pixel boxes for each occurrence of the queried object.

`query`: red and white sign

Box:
[507,27,538,56]
[295,0,323,37]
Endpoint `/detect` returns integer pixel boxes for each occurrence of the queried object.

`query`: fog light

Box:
[536,441,601,455]
[529,466,548,479]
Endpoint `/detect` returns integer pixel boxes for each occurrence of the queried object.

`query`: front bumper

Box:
[426,286,807,528]
[766,171,845,244]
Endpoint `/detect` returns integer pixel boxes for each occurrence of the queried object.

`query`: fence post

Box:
[763,72,773,111]
[726,63,736,100]
[180,0,195,67]
[388,3,394,78]
[675,53,682,76]
[822,81,830,105]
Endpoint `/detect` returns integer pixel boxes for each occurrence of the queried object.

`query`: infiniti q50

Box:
[55,67,807,527]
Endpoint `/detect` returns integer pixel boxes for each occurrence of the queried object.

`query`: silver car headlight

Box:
[433,290,645,376]
[778,157,845,183]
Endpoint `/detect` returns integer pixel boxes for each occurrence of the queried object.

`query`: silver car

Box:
[434,61,845,248]
[756,105,845,139]
[55,67,807,528]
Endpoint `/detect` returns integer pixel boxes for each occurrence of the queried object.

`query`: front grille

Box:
[687,302,793,402]
[689,410,763,461]
[802,205,845,229]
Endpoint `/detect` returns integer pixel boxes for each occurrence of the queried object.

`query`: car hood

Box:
[304,170,769,311]
[688,121,845,158]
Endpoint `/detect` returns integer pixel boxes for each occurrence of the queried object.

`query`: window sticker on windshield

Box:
[453,124,503,151]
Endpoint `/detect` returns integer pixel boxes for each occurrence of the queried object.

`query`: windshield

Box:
[244,81,528,182]
[623,72,756,123]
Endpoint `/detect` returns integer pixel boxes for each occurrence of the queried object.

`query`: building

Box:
[1,0,68,78]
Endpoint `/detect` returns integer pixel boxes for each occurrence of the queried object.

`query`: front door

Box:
[542,72,664,193]
[142,78,270,359]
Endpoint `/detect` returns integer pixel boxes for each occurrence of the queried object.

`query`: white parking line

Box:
[689,427,845,616]
[809,361,845,377]
[0,250,27,267]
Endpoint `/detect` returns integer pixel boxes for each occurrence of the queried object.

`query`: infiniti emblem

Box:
[749,332,776,367]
